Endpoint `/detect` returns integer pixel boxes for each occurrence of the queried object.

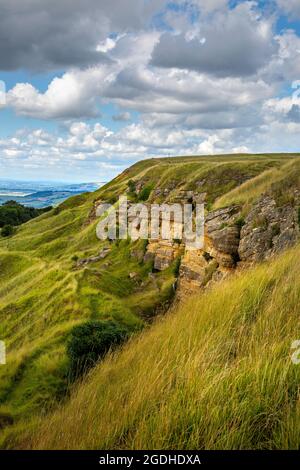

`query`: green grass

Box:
[6,242,300,450]
[0,152,299,448]
[0,190,176,422]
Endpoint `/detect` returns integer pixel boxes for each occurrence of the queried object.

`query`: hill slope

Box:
[10,243,300,449]
[0,153,299,448]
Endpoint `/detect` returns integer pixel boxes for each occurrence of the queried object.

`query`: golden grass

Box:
[213,159,298,210]
[15,244,300,450]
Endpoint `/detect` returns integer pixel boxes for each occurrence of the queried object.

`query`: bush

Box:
[126,180,138,201]
[138,184,154,202]
[127,180,136,193]
[1,225,14,237]
[67,320,129,379]
[0,200,51,227]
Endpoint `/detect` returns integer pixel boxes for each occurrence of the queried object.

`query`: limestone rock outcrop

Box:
[144,241,182,271]
[239,195,299,263]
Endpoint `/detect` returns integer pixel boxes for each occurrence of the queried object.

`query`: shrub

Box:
[173,256,181,276]
[127,180,136,193]
[138,184,154,202]
[127,180,137,201]
[252,215,268,230]
[0,200,51,227]
[67,320,129,379]
[1,225,14,237]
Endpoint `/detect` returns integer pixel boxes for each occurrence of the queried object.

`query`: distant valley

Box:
[0,180,104,208]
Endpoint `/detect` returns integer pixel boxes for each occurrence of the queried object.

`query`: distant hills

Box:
[0,180,104,208]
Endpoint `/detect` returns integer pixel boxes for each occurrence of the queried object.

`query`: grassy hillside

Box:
[0,153,299,448]
[7,242,300,449]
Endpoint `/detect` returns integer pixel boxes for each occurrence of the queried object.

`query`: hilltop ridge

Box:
[0,153,299,449]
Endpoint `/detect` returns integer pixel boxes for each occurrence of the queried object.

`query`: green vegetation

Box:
[67,320,129,380]
[6,243,300,450]
[1,225,14,238]
[213,159,299,211]
[0,201,52,229]
[0,175,176,425]
[138,183,154,202]
[126,179,137,200]
[0,153,299,449]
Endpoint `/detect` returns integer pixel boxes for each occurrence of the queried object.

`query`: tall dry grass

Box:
[19,244,300,450]
[213,159,298,210]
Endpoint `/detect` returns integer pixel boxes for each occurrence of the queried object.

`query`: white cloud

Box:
[151,3,276,77]
[8,68,109,119]
[1,111,299,181]
[0,0,167,71]
[0,0,300,182]
[277,0,300,19]
[193,0,228,14]
[6,3,282,125]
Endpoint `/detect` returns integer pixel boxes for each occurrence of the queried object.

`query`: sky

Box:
[0,0,300,182]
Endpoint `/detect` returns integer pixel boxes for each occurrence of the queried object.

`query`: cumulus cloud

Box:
[1,0,300,181]
[193,0,228,14]
[263,83,300,124]
[0,121,251,179]
[7,67,109,119]
[2,111,300,180]
[151,3,276,77]
[9,53,273,122]
[277,0,300,19]
[0,0,166,71]
[7,32,159,119]
[4,2,298,125]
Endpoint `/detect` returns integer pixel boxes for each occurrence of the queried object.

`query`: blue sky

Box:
[0,0,300,182]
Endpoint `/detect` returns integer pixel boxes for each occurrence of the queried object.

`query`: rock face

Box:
[158,192,299,297]
[144,241,182,271]
[170,190,207,205]
[205,205,241,269]
[239,195,299,263]
[178,251,220,295]
[86,186,300,299]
